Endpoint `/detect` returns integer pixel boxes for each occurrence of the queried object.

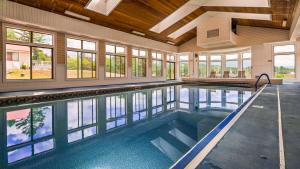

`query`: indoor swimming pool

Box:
[0,85,254,169]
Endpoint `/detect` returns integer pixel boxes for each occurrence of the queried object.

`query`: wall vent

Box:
[207,29,219,38]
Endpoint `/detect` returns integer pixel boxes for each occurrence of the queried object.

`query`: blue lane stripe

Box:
[171,90,258,169]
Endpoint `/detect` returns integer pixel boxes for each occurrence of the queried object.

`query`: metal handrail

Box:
[255,73,271,91]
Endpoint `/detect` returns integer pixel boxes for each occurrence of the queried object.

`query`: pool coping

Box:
[170,84,267,169]
[0,81,185,106]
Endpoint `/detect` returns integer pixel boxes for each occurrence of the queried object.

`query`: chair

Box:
[238,71,246,78]
[223,71,229,78]
[210,71,216,78]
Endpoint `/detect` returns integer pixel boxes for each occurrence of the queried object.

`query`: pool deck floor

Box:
[197,84,300,169]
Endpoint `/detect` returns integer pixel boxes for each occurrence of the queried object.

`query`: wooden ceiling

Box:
[8,0,299,46]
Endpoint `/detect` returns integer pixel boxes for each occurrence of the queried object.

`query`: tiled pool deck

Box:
[197,84,300,169]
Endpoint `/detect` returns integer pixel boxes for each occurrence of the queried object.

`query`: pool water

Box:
[0,85,253,169]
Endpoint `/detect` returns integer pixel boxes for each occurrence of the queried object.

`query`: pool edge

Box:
[170,84,268,169]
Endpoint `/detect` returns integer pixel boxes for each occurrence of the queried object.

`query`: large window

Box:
[105,44,126,78]
[67,98,97,143]
[152,51,163,77]
[210,55,222,77]
[6,106,54,163]
[167,54,176,80]
[5,27,53,80]
[199,55,207,78]
[225,54,238,77]
[180,55,189,77]
[66,38,97,79]
[132,48,146,77]
[273,44,296,79]
[242,52,252,78]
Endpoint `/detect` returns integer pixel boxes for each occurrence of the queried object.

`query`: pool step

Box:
[169,128,196,148]
[151,137,183,162]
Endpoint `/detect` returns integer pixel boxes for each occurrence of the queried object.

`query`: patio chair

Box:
[223,71,229,78]
[210,71,216,78]
[238,71,246,78]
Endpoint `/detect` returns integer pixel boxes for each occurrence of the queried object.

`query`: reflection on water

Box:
[0,85,253,168]
[67,98,97,143]
[106,95,126,131]
[6,106,53,163]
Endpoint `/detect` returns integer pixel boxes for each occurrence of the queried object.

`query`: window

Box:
[199,55,207,78]
[132,92,147,122]
[225,54,238,77]
[106,95,127,131]
[67,98,97,143]
[66,38,97,79]
[152,51,163,77]
[5,27,54,80]
[105,44,126,78]
[180,55,189,77]
[167,54,176,80]
[210,55,222,77]
[273,44,296,79]
[242,52,252,78]
[6,106,54,163]
[132,48,146,77]
[152,89,163,115]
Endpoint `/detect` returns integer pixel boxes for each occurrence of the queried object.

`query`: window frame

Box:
[241,51,252,78]
[272,43,296,79]
[105,43,127,78]
[151,51,163,77]
[3,24,56,82]
[166,54,176,80]
[132,48,147,78]
[225,53,239,77]
[209,55,222,77]
[65,35,98,80]
[179,55,189,78]
[198,55,207,78]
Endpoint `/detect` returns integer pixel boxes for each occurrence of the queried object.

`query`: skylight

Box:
[85,0,122,16]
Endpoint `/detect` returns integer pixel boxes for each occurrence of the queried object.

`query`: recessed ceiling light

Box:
[132,31,145,36]
[65,10,91,21]
[167,41,175,45]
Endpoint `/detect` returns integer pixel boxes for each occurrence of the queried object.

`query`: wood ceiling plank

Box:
[7,0,298,46]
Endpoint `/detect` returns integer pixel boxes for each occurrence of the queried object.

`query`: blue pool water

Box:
[0,85,253,169]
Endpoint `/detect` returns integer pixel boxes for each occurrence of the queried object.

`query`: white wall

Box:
[178,25,300,81]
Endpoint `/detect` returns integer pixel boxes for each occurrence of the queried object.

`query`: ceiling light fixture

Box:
[64,10,91,21]
[132,31,145,36]
[167,41,175,45]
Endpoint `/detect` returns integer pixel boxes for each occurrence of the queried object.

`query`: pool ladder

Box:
[255,73,271,91]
